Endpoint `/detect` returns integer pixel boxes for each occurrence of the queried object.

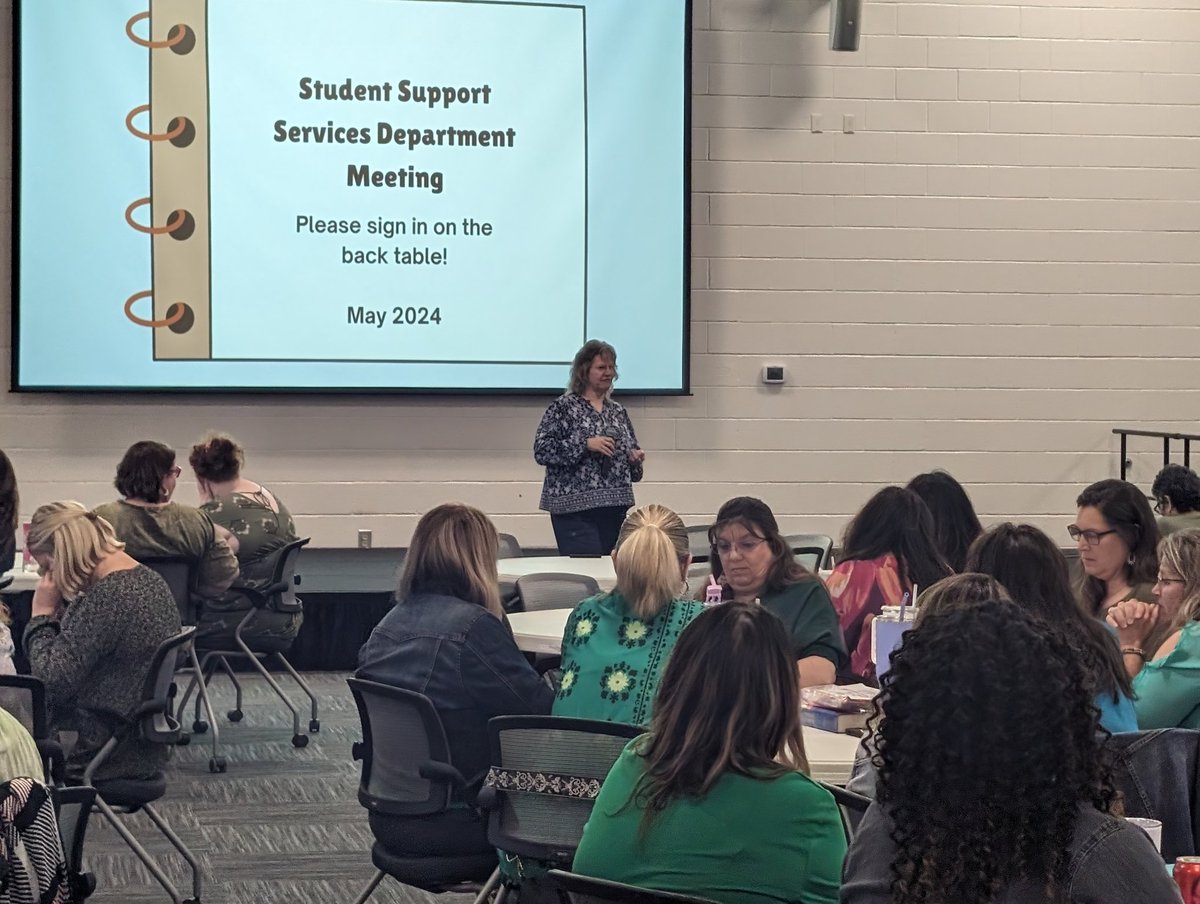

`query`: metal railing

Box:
[1112,428,1200,481]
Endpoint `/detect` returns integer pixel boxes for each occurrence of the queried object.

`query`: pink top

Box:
[826,553,910,683]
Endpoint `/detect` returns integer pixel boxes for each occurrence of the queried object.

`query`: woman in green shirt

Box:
[706,497,847,686]
[554,504,704,725]
[573,602,846,904]
[1107,528,1200,728]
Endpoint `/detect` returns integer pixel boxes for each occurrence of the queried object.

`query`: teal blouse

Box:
[573,740,846,904]
[553,591,705,726]
[1133,620,1200,730]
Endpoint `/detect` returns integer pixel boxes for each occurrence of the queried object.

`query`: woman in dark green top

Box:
[190,435,302,650]
[573,602,846,904]
[706,497,847,686]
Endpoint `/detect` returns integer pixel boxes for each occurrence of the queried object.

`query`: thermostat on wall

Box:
[761,365,786,385]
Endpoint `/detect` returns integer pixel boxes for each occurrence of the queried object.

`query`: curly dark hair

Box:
[114,440,176,503]
[189,434,244,483]
[873,600,1118,904]
[1152,464,1200,515]
[905,471,982,573]
[841,487,952,591]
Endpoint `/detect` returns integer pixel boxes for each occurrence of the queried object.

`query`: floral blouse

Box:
[552,591,704,726]
[534,393,643,515]
[826,554,910,684]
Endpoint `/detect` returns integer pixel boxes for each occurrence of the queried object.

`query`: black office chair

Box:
[477,715,642,902]
[182,538,318,748]
[818,779,871,841]
[0,674,66,782]
[0,574,12,592]
[53,784,98,900]
[347,678,500,904]
[785,533,835,571]
[684,525,712,564]
[83,627,203,904]
[514,573,601,613]
[137,556,225,772]
[546,870,719,904]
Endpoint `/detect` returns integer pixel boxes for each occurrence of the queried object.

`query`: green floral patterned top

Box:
[200,488,297,613]
[552,591,705,726]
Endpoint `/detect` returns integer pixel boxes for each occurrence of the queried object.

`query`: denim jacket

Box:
[1109,728,1200,862]
[843,802,1181,903]
[356,592,554,785]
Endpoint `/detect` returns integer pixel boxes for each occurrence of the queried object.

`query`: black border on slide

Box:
[9,0,693,397]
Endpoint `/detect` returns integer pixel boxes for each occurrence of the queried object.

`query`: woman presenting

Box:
[534,340,644,555]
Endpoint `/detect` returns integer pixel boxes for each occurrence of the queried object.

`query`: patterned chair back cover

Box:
[482,716,641,865]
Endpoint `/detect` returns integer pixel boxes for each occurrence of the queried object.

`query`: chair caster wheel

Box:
[292,734,309,748]
[209,756,226,773]
[309,719,320,733]
[176,733,191,746]
[227,709,243,723]
[193,720,208,734]
[184,898,201,903]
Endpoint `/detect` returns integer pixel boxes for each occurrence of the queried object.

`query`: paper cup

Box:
[1127,816,1163,852]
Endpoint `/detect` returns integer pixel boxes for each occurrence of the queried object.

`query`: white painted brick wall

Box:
[2,0,1198,548]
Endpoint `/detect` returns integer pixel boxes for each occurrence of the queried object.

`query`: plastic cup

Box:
[1127,816,1163,852]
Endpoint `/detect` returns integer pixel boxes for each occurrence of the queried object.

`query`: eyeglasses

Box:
[1067,525,1118,546]
[1156,574,1186,586]
[1153,497,1170,516]
[714,537,767,557]
[167,466,182,478]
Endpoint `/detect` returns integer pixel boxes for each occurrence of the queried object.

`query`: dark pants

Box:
[550,506,629,556]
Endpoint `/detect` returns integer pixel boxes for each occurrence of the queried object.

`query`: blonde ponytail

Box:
[613,504,689,620]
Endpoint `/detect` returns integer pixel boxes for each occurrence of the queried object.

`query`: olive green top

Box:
[760,580,849,672]
[573,740,846,904]
[1159,511,1200,537]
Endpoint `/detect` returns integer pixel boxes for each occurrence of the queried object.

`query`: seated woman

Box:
[845,572,1011,800]
[1072,478,1159,616]
[23,502,182,781]
[827,487,952,683]
[188,434,301,650]
[554,504,704,724]
[1108,528,1200,729]
[0,450,18,673]
[1153,463,1200,536]
[967,523,1137,734]
[706,497,846,687]
[842,600,1176,904]
[94,440,238,614]
[356,503,553,857]
[573,602,846,904]
[905,470,982,573]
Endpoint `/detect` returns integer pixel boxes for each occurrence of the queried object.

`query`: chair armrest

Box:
[0,575,12,592]
[37,739,65,783]
[418,760,471,789]
[230,580,290,609]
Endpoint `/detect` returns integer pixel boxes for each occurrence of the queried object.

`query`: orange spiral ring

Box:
[124,198,185,236]
[124,291,186,328]
[125,105,187,142]
[125,12,187,49]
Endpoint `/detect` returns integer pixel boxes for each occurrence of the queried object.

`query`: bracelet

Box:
[1121,647,1147,660]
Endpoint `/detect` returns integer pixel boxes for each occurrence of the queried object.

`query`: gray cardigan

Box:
[25,566,181,781]
[841,802,1181,904]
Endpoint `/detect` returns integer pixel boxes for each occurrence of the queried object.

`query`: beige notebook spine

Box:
[123,2,211,360]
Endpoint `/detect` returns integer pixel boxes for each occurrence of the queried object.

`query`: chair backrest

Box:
[138,556,196,625]
[481,716,641,865]
[138,627,197,744]
[240,537,310,613]
[546,870,719,904]
[0,674,49,740]
[497,533,523,559]
[516,573,602,612]
[347,677,463,817]
[52,784,97,899]
[785,534,834,571]
[818,780,871,841]
[684,525,712,563]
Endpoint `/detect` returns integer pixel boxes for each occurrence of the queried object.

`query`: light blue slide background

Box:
[17,0,686,390]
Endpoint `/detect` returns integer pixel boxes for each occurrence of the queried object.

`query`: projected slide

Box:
[15,0,687,392]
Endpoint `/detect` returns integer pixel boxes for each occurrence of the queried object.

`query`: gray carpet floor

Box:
[85,671,476,904]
